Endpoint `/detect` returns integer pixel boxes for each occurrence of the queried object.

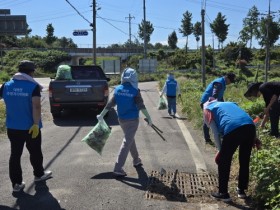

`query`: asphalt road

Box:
[0,79,247,210]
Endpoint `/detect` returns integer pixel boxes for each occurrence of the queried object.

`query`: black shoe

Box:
[211,192,231,202]
[269,132,279,138]
[205,139,214,146]
[236,187,247,198]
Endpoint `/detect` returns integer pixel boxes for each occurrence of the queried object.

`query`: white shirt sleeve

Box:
[209,121,222,151]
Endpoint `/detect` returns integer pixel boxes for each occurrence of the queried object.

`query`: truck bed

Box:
[49,65,110,117]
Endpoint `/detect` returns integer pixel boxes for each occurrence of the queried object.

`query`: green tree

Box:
[256,16,280,47]
[220,42,253,67]
[138,20,154,43]
[179,11,193,52]
[45,23,56,46]
[193,21,202,49]
[55,37,77,48]
[18,35,47,48]
[239,6,260,48]
[168,31,178,49]
[210,12,229,49]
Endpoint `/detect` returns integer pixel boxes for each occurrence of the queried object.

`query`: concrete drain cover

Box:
[145,170,218,202]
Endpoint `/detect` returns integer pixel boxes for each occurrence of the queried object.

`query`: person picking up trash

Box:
[203,99,261,202]
[244,81,280,138]
[200,72,236,145]
[96,67,152,177]
[160,73,181,118]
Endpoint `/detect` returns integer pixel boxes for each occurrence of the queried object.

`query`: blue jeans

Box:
[167,97,176,115]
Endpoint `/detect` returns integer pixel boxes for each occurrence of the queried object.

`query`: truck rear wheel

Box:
[52,112,61,118]
[51,107,62,118]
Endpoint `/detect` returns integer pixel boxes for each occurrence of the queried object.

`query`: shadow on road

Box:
[0,205,17,210]
[161,116,187,120]
[52,109,120,127]
[91,172,115,179]
[117,166,149,191]
[12,181,65,210]
[91,166,149,191]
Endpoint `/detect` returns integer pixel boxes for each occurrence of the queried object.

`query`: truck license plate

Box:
[69,88,88,92]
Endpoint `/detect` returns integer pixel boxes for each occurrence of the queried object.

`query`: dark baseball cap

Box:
[18,60,36,73]
[226,72,236,83]
[244,82,263,98]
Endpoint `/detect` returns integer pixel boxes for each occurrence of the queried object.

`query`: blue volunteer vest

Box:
[200,77,226,104]
[3,80,42,130]
[207,102,253,136]
[114,83,139,120]
[166,79,177,97]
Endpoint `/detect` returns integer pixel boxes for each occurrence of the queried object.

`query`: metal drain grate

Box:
[145,170,218,202]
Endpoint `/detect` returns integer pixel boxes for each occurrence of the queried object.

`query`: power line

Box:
[65,0,91,25]
[28,10,91,23]
[97,15,128,36]
[0,0,31,8]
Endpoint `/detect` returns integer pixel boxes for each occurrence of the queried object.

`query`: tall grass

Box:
[0,102,6,133]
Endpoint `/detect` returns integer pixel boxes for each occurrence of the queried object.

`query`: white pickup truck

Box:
[48,65,110,118]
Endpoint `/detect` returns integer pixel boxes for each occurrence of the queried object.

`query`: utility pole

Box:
[212,33,215,71]
[143,0,147,59]
[264,0,271,82]
[92,0,97,65]
[201,8,206,88]
[125,14,135,46]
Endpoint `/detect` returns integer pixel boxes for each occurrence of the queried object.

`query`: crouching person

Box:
[203,100,261,201]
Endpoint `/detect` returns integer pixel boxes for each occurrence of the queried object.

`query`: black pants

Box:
[8,129,45,187]
[269,100,280,137]
[218,124,255,193]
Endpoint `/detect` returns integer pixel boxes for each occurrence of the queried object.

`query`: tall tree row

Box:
[210,12,229,50]
[179,11,193,52]
[239,6,260,49]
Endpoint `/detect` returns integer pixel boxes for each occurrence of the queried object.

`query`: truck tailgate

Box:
[50,80,107,102]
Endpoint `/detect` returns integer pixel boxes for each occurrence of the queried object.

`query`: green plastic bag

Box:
[82,120,111,155]
[157,97,167,110]
[55,65,72,80]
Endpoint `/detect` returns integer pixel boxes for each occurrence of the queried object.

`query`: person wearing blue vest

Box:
[97,68,152,177]
[0,60,52,193]
[200,72,236,144]
[203,100,261,202]
[160,73,181,117]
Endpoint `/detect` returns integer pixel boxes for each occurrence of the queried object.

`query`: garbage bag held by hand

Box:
[157,97,167,110]
[82,120,111,155]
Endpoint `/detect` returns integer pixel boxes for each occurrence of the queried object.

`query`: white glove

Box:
[97,114,104,122]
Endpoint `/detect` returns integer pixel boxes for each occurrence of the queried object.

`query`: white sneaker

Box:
[113,169,127,177]
[133,158,143,167]
[13,182,25,192]
[34,170,52,182]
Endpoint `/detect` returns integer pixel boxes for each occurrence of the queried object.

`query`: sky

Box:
[0,0,279,49]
